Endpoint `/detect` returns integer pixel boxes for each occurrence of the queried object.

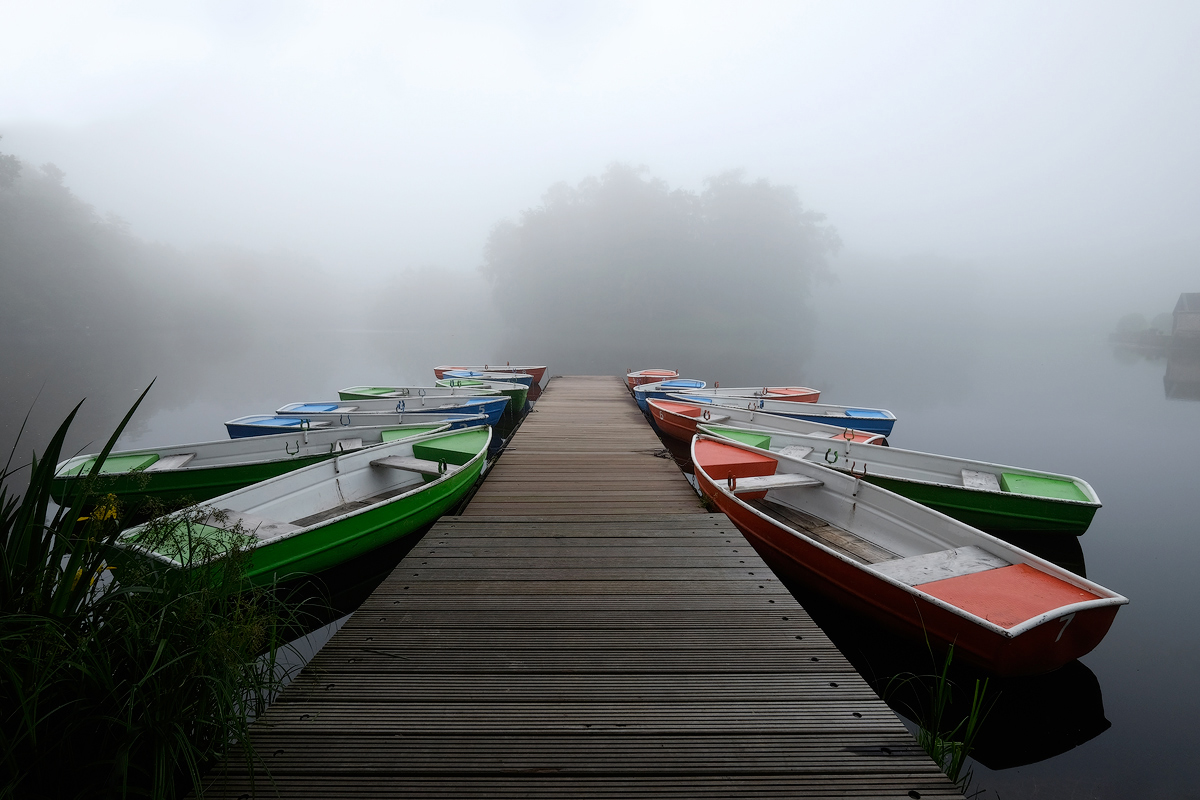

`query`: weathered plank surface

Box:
[203,377,961,799]
[463,375,704,516]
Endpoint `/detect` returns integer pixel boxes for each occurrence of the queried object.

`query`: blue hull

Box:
[789,412,896,436]
[405,397,507,427]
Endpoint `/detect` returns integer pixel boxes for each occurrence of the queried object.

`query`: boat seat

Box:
[370,455,457,477]
[202,508,300,540]
[144,453,196,471]
[870,545,1011,586]
[333,438,363,452]
[777,445,814,460]
[962,469,1001,491]
[731,473,823,493]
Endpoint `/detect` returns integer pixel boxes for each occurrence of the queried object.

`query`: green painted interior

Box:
[63,453,159,476]
[708,427,772,450]
[1000,472,1090,502]
[412,428,489,466]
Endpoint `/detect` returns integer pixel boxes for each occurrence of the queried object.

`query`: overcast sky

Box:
[3,0,1198,277]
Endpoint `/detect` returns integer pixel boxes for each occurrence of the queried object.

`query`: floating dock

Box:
[205,376,962,798]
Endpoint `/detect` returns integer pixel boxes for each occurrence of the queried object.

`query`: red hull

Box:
[763,386,821,403]
[625,369,679,392]
[692,447,1122,677]
[647,399,700,443]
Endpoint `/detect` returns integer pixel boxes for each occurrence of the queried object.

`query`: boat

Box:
[51,423,451,514]
[690,434,1127,676]
[440,369,534,389]
[646,397,887,446]
[277,395,510,427]
[625,368,679,392]
[224,412,488,439]
[434,364,548,386]
[698,422,1101,535]
[338,385,500,400]
[435,377,529,418]
[116,426,492,587]
[678,385,820,403]
[674,391,896,436]
[632,379,706,414]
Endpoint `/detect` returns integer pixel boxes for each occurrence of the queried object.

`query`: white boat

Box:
[646,397,888,446]
[52,423,451,513]
[675,390,896,436]
[118,426,492,587]
[691,434,1127,676]
[697,421,1101,535]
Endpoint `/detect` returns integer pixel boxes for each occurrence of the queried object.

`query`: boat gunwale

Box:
[673,392,897,421]
[691,434,1127,640]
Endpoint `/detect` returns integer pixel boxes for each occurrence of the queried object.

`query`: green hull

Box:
[239,449,484,586]
[51,455,332,513]
[861,474,1099,535]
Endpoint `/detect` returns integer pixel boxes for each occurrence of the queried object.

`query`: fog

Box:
[2,1,1198,455]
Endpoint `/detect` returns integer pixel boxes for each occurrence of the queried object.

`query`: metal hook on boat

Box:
[339,414,351,427]
[747,401,756,410]
[418,388,426,397]
[824,448,838,464]
[396,400,406,413]
[284,441,299,456]
[842,428,856,440]
[714,381,719,388]
[439,459,447,475]
[850,461,868,478]
[702,409,711,421]
[726,472,737,491]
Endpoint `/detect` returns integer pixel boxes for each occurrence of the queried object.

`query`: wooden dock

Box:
[205,376,961,798]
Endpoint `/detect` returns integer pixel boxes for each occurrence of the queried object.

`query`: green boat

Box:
[435,378,529,418]
[116,426,491,586]
[51,422,450,516]
[697,422,1101,535]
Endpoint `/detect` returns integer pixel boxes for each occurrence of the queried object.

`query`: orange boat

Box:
[625,368,678,393]
[691,435,1127,676]
[646,398,886,446]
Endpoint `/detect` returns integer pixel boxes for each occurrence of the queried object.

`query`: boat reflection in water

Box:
[778,558,1111,771]
[1164,339,1200,401]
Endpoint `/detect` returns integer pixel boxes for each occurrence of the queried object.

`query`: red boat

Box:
[646,398,886,446]
[691,435,1127,676]
[625,368,679,392]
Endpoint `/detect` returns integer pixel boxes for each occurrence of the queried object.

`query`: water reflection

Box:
[782,580,1111,771]
[1164,340,1200,401]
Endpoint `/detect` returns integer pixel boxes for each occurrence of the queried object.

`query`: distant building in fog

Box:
[1172,293,1200,338]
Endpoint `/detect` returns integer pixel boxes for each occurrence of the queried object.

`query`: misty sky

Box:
[3,1,1199,279]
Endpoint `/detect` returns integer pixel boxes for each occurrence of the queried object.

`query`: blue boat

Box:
[633,379,706,414]
[277,396,509,428]
[225,412,489,439]
[671,393,897,436]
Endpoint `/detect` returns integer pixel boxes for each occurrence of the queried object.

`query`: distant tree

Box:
[0,137,20,189]
[483,164,840,380]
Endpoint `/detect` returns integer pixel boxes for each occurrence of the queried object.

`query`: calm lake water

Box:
[96,314,1199,797]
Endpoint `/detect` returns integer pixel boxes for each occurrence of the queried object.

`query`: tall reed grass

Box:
[1,388,301,799]
[887,643,993,793]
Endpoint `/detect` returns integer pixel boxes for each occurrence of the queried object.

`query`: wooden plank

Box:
[200,377,959,799]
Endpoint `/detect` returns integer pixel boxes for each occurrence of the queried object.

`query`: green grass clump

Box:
[1,387,299,799]
[887,644,993,794]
